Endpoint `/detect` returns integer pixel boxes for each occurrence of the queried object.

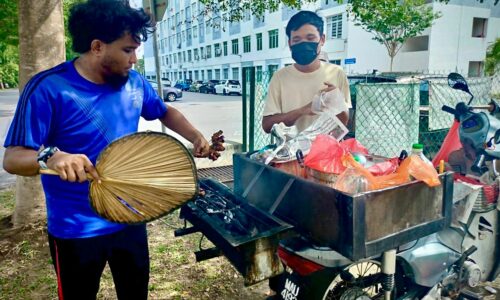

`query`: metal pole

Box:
[382,249,396,300]
[149,0,166,133]
[242,67,248,152]
[249,67,256,152]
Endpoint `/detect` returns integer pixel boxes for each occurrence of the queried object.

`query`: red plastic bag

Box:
[340,138,369,155]
[367,158,399,176]
[304,134,346,174]
[432,120,462,166]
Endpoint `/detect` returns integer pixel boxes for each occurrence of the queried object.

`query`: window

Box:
[223,68,229,79]
[256,33,262,51]
[215,69,221,80]
[207,70,213,80]
[193,25,198,38]
[326,14,343,39]
[206,21,211,34]
[232,39,239,55]
[194,48,199,60]
[194,70,199,80]
[201,70,205,80]
[188,50,192,61]
[223,41,228,56]
[268,65,278,76]
[268,29,279,49]
[472,17,488,38]
[232,67,239,80]
[206,45,212,58]
[468,61,484,77]
[243,36,251,53]
[200,47,204,58]
[402,35,429,52]
[183,51,186,62]
[330,59,341,65]
[214,43,222,57]
[256,66,262,82]
[244,10,251,22]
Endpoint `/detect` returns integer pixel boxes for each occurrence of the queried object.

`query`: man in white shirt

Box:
[262,11,351,133]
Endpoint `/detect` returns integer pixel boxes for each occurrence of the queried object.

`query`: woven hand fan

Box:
[40,132,198,224]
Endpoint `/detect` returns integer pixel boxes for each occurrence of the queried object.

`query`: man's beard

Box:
[105,73,129,89]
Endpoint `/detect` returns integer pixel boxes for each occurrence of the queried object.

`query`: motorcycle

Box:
[272,73,500,300]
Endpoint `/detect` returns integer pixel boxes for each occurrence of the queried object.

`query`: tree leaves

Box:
[349,0,441,70]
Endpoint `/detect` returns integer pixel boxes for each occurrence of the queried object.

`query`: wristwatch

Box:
[37,146,59,170]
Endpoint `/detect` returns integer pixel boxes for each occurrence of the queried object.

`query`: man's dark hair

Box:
[285,11,324,39]
[69,0,155,53]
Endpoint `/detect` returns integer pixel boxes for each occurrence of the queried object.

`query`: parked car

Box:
[189,80,204,92]
[161,78,171,87]
[148,81,183,102]
[215,80,242,95]
[174,80,191,91]
[199,80,220,94]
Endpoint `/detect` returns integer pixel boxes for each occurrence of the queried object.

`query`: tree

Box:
[13,0,65,228]
[63,0,85,60]
[348,0,441,71]
[0,0,19,89]
[486,38,500,76]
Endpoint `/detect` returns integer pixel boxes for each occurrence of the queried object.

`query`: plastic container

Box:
[334,157,369,194]
[411,143,433,166]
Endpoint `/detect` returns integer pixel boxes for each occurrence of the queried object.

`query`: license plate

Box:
[280,277,301,300]
[231,85,238,88]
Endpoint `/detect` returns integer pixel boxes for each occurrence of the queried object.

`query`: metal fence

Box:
[242,68,500,159]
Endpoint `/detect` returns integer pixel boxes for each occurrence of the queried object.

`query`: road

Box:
[0,89,243,188]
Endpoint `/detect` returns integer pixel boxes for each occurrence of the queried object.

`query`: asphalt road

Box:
[0,89,243,188]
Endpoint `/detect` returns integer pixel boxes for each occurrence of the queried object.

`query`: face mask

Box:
[291,42,319,65]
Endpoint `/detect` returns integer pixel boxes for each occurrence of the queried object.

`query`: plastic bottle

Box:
[334,157,369,194]
[411,143,433,166]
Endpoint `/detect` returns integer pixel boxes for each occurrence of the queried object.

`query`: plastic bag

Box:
[311,89,348,116]
[304,134,346,174]
[431,120,462,166]
[398,155,441,187]
[340,138,369,155]
[367,158,399,176]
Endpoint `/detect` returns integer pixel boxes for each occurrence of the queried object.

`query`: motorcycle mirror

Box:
[448,73,474,104]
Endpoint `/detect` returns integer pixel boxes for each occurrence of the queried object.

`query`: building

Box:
[144,0,500,83]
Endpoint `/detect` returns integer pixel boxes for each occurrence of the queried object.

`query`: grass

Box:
[0,188,269,299]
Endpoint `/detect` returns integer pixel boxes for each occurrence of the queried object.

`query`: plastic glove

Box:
[311,89,348,115]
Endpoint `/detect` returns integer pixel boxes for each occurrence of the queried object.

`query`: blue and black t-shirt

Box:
[4,60,167,239]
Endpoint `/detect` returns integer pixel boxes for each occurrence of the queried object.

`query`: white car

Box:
[215,80,242,95]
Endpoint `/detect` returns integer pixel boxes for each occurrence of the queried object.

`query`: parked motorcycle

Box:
[271,73,500,300]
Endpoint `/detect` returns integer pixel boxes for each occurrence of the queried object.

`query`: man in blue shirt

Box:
[3,0,209,299]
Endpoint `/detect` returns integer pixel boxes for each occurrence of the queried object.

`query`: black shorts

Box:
[48,225,149,300]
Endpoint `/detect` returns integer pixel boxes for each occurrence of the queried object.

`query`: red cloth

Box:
[432,120,462,167]
[454,174,498,204]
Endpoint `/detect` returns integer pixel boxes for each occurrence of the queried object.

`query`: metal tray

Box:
[179,178,293,285]
[233,153,453,260]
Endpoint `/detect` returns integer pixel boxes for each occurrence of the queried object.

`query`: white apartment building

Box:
[144,0,500,83]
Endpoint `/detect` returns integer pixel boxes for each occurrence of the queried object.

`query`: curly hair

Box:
[69,0,155,53]
[285,11,324,40]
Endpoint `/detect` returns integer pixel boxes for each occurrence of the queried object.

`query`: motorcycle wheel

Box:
[322,260,383,300]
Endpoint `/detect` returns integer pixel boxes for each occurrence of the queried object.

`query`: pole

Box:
[149,0,166,133]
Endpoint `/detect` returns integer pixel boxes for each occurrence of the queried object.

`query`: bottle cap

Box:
[354,156,360,162]
[412,143,423,150]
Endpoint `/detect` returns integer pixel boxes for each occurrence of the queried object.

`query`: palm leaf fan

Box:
[41,132,198,224]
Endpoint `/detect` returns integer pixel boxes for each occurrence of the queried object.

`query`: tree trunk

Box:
[390,55,394,72]
[13,0,65,228]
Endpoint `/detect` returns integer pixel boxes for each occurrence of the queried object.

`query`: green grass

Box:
[0,188,15,218]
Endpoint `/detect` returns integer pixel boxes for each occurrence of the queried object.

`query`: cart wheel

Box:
[322,260,383,300]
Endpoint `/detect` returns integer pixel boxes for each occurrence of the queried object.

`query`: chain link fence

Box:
[243,68,500,159]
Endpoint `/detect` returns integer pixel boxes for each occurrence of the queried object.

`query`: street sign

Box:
[344,58,356,65]
[142,0,167,21]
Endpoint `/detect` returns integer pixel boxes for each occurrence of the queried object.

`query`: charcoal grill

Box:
[177,178,293,285]
[233,153,454,261]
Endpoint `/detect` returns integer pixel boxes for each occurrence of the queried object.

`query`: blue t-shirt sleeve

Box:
[141,79,167,121]
[4,82,53,150]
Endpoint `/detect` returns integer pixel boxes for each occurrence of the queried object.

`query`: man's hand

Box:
[321,81,337,93]
[299,101,315,116]
[192,135,210,158]
[47,151,100,183]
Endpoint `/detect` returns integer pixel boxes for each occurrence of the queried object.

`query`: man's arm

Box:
[262,102,314,133]
[3,146,100,182]
[159,106,210,157]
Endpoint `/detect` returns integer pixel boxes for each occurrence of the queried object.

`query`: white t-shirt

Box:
[263,62,351,132]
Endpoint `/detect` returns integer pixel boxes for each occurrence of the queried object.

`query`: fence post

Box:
[242,67,248,152]
[249,67,256,152]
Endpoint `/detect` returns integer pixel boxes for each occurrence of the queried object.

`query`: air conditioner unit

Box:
[215,49,222,56]
[194,55,200,60]
[177,43,182,49]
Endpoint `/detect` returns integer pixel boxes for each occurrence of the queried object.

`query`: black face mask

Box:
[291,42,319,65]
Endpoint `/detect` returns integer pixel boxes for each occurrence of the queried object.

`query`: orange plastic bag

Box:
[340,154,440,191]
